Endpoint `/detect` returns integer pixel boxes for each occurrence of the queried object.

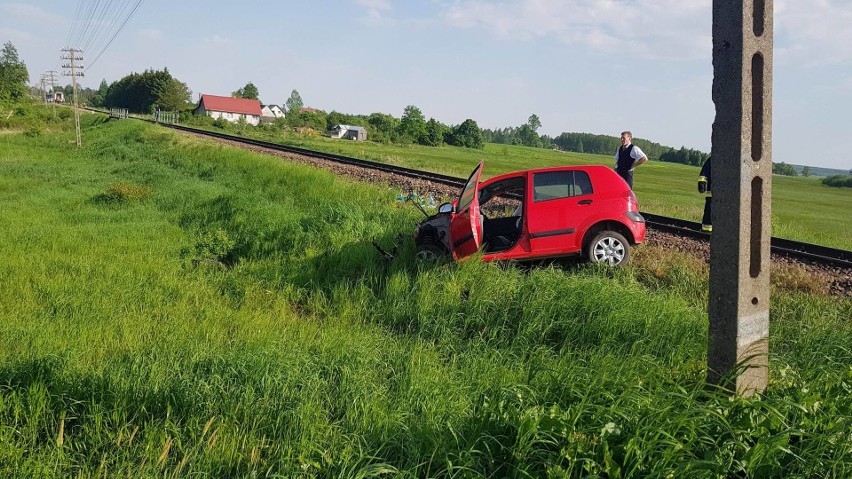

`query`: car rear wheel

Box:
[586,231,630,266]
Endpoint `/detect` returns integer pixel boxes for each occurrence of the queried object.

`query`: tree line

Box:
[93,68,191,113]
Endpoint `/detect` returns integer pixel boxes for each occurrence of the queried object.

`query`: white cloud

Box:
[440,0,852,65]
[203,35,232,46]
[442,0,711,60]
[775,0,852,66]
[137,29,162,42]
[0,3,65,26]
[355,0,394,24]
[0,26,33,43]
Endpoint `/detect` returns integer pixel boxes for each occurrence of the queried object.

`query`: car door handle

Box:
[577,199,593,205]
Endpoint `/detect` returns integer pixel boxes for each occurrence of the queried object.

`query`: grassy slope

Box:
[0,119,849,477]
[219,126,852,249]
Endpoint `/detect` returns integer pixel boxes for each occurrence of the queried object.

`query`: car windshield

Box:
[457,162,483,213]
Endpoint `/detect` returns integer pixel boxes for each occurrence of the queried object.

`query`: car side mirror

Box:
[438,202,454,214]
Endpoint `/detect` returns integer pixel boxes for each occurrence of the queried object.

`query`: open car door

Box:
[449,161,484,259]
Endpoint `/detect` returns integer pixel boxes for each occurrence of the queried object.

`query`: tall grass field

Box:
[0,117,850,477]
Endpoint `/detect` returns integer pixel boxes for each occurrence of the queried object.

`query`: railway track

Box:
[106,112,852,269]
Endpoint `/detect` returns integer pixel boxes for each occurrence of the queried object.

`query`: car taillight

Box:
[622,190,639,211]
[625,211,645,222]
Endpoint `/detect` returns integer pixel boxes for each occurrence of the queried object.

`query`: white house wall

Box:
[207,110,260,126]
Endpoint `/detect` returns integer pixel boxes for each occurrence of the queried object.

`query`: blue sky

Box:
[2,0,851,171]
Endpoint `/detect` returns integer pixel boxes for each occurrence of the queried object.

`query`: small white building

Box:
[194,94,262,126]
[329,124,367,141]
[261,104,285,119]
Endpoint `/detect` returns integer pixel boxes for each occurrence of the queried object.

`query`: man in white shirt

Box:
[613,130,648,189]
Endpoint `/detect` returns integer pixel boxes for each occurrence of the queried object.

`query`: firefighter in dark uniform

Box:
[697,156,712,232]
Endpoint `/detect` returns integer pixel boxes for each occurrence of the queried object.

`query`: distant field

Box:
[195,124,852,250]
[1,119,850,476]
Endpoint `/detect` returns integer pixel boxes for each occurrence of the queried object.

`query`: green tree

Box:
[298,110,327,131]
[366,112,399,143]
[326,110,347,131]
[517,125,541,148]
[233,82,259,100]
[89,79,109,107]
[0,41,29,101]
[773,162,798,176]
[423,118,448,147]
[285,89,303,114]
[527,114,541,132]
[102,68,191,113]
[448,119,483,149]
[156,77,191,111]
[398,105,426,144]
[801,166,811,177]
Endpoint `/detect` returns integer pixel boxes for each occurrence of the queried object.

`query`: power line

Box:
[72,0,99,48]
[65,1,86,48]
[64,0,145,75]
[84,0,135,59]
[86,0,144,71]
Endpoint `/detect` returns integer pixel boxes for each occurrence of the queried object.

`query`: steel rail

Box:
[96,110,851,269]
[641,213,852,268]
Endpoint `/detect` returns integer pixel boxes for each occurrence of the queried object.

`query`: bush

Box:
[821,175,852,188]
[98,182,151,203]
[193,229,236,266]
[24,125,42,137]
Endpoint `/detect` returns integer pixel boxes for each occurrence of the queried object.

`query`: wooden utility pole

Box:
[708,0,773,396]
[61,48,84,147]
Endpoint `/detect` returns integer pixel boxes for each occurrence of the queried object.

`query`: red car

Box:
[414,162,646,266]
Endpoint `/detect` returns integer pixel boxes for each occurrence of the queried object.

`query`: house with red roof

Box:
[194,94,262,126]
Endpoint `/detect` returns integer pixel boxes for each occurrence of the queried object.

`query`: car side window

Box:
[574,171,593,196]
[533,171,593,202]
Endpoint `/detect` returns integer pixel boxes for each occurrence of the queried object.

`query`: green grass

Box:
[197,123,852,250]
[1,119,850,477]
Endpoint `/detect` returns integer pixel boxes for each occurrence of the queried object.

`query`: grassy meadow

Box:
[0,116,850,477]
[205,124,852,250]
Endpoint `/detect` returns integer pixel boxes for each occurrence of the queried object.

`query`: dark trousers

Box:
[616,169,634,189]
[702,196,712,227]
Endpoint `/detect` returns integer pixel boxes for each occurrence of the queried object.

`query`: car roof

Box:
[485,164,613,182]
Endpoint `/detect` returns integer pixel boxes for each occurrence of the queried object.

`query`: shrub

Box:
[821,175,852,188]
[100,182,151,203]
[194,229,236,265]
[23,125,42,137]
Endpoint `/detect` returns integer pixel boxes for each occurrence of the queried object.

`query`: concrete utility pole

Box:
[39,74,47,103]
[45,70,59,117]
[45,70,58,97]
[61,48,84,147]
[708,0,773,396]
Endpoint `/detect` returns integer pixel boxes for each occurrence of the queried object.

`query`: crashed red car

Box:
[414,161,646,266]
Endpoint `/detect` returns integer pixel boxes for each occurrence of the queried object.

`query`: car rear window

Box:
[533,170,593,201]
